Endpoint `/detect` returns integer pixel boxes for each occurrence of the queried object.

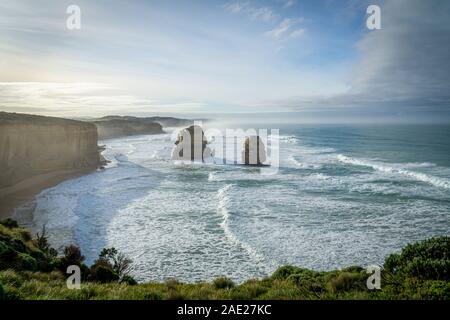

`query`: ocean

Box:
[15,123,450,282]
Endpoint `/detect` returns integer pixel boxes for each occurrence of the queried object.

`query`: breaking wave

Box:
[217,184,266,263]
[337,155,450,190]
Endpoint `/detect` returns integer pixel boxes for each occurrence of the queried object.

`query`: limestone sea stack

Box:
[0,112,103,217]
[171,125,212,162]
[242,136,267,165]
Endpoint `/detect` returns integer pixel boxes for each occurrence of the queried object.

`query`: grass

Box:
[1,218,449,300]
[1,267,449,300]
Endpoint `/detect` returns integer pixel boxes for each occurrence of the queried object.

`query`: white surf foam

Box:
[300,147,336,154]
[208,172,218,182]
[287,155,323,169]
[337,155,450,190]
[275,135,300,144]
[217,184,266,263]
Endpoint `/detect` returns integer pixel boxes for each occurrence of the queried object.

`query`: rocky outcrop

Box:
[0,112,102,216]
[171,125,212,162]
[242,136,267,165]
[93,118,164,140]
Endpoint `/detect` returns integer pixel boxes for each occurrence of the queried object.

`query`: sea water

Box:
[15,123,450,282]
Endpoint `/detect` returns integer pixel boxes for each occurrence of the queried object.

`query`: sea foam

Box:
[337,155,450,190]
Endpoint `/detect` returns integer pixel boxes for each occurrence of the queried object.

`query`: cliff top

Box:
[0,112,95,128]
[93,115,192,127]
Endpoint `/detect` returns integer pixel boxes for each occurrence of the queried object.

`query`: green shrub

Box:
[10,238,27,253]
[271,265,309,280]
[29,249,53,272]
[327,272,367,293]
[18,229,32,242]
[415,280,450,300]
[0,285,22,300]
[0,241,15,264]
[0,221,59,272]
[17,253,38,271]
[384,253,400,274]
[213,276,235,289]
[80,263,92,281]
[59,245,85,269]
[87,247,133,284]
[288,273,325,295]
[0,281,5,300]
[89,264,120,283]
[97,247,132,278]
[341,266,365,273]
[0,218,19,229]
[121,275,138,285]
[384,237,450,281]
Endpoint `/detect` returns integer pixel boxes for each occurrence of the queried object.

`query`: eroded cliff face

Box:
[93,119,164,140]
[0,112,101,189]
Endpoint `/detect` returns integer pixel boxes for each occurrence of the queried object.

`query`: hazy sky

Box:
[0,0,449,121]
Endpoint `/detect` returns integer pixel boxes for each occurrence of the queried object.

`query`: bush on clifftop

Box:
[384,237,450,281]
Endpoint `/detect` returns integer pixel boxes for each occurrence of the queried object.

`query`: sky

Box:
[0,0,449,122]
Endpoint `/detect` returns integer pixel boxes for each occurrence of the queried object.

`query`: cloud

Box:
[223,2,247,14]
[282,0,450,121]
[282,0,296,8]
[4,0,446,122]
[223,2,276,22]
[0,82,209,117]
[289,28,305,38]
[249,7,276,22]
[351,0,450,101]
[264,18,304,39]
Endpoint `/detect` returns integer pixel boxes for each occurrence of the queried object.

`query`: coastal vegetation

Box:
[0,218,448,300]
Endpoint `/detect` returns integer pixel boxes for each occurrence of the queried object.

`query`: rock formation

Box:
[242,136,267,165]
[171,125,211,162]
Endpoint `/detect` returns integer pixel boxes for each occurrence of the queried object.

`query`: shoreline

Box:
[0,167,98,219]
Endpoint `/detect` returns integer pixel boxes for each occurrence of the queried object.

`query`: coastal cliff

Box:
[91,115,196,140]
[96,115,191,128]
[93,118,164,140]
[0,112,102,217]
